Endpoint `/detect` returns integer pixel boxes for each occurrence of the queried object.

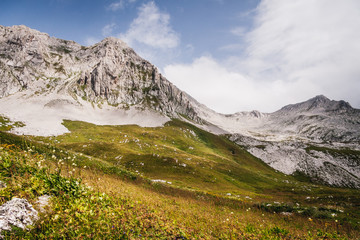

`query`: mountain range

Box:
[0,25,359,188]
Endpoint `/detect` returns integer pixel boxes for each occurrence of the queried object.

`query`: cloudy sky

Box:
[1,0,359,113]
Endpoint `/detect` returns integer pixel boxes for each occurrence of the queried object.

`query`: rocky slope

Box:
[268,95,360,142]
[0,25,359,188]
[0,25,202,131]
[200,95,360,143]
[229,134,360,188]
[0,25,213,136]
[224,96,360,188]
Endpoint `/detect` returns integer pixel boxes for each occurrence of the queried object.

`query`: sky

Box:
[1,0,360,113]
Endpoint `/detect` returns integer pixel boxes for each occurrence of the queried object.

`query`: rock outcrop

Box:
[0,198,39,236]
[230,134,360,188]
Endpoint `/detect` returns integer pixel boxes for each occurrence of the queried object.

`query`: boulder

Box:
[0,198,39,236]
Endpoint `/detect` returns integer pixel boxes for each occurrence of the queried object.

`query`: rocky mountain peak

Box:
[0,24,202,122]
[307,95,353,112]
[307,95,332,110]
[0,25,53,51]
[277,95,353,113]
[310,94,329,102]
[1,25,47,39]
[99,37,129,48]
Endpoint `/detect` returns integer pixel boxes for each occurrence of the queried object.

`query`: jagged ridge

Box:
[0,25,201,121]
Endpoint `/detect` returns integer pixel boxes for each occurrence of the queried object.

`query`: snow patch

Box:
[0,92,170,136]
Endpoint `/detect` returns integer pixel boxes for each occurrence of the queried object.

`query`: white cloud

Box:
[164,56,318,113]
[230,27,246,37]
[107,0,136,11]
[108,0,124,11]
[164,0,360,113]
[108,0,125,11]
[102,23,116,37]
[119,1,179,49]
[242,0,360,108]
[164,57,250,113]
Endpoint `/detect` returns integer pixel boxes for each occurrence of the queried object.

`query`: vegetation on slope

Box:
[0,119,359,239]
[39,119,302,198]
[0,115,25,132]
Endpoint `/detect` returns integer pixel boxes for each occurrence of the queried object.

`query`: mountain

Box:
[270,95,360,142]
[0,25,205,135]
[226,96,360,188]
[0,25,359,188]
[193,95,360,188]
[201,95,360,142]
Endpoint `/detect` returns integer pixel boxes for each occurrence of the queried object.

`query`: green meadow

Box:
[0,119,359,239]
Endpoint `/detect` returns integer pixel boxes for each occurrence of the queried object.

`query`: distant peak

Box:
[4,25,44,35]
[310,95,330,102]
[102,36,120,42]
[278,95,353,113]
[99,37,129,48]
[7,25,31,30]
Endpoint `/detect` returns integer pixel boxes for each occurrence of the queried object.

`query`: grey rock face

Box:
[269,95,360,142]
[211,95,360,143]
[224,97,360,188]
[0,25,76,98]
[0,25,201,122]
[230,134,360,188]
[0,198,39,236]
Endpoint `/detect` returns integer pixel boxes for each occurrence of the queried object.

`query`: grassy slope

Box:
[0,115,25,132]
[0,119,359,239]
[48,119,291,198]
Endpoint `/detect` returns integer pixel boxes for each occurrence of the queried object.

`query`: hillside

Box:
[1,121,360,238]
